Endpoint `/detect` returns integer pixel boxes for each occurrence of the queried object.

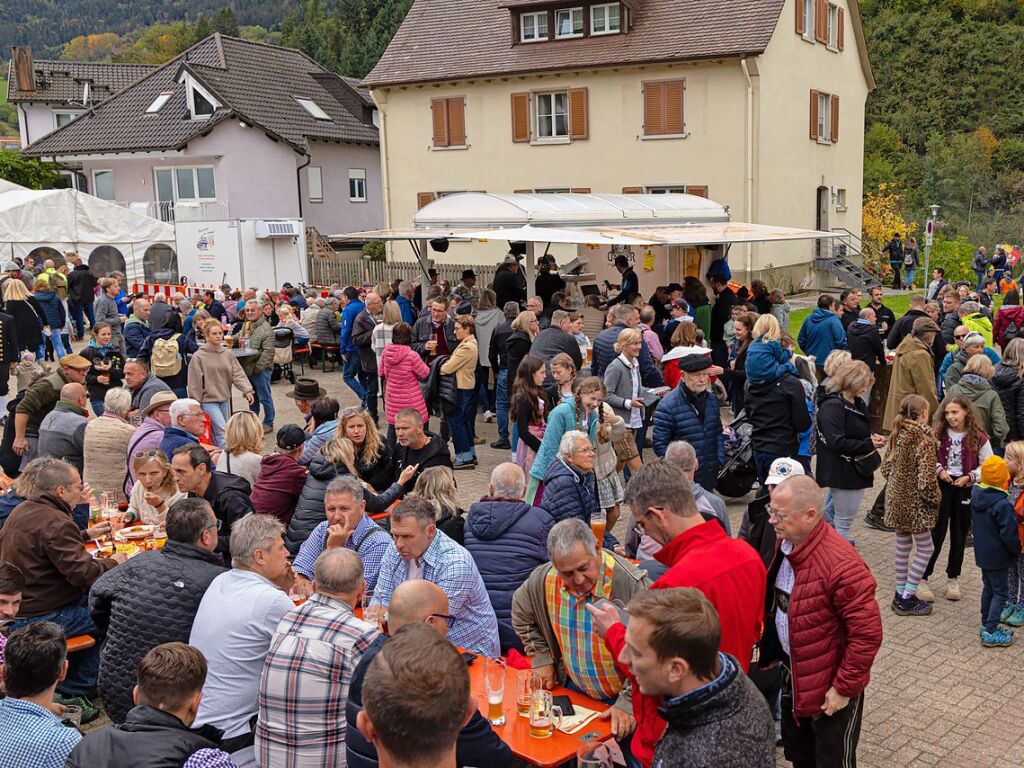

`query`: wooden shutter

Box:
[622,186,644,194]
[665,80,684,135]
[643,81,664,135]
[431,98,449,147]
[514,189,533,194]
[809,90,819,140]
[815,0,828,43]
[687,185,708,198]
[447,97,466,146]
[837,7,845,50]
[417,192,436,209]
[830,95,840,143]
[795,0,805,35]
[569,87,589,140]
[570,187,591,193]
[511,92,530,143]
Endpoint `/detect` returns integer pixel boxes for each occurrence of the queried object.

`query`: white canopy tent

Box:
[333,192,837,290]
[0,184,175,279]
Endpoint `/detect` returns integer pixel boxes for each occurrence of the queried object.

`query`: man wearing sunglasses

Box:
[346,579,512,768]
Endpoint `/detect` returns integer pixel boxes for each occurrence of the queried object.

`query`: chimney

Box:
[11,46,36,92]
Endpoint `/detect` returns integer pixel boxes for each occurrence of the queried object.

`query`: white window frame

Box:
[308,166,323,204]
[646,185,686,194]
[835,188,847,212]
[827,3,840,49]
[803,0,815,41]
[590,3,621,35]
[153,166,217,202]
[180,73,220,121]
[295,96,332,121]
[53,110,84,130]
[92,169,115,201]
[534,187,572,194]
[554,7,584,38]
[349,169,367,203]
[520,11,548,42]
[534,90,570,143]
[817,92,832,144]
[146,91,174,114]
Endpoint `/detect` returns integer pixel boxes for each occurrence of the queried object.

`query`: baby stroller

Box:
[716,411,757,498]
[272,327,297,384]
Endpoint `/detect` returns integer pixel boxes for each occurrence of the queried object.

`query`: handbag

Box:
[847,449,881,479]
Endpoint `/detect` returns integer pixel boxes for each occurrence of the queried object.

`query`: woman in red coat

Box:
[378,322,430,445]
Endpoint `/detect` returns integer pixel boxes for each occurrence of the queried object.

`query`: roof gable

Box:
[363,0,786,88]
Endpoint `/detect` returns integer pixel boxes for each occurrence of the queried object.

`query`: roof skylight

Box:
[146,91,173,113]
[295,97,332,121]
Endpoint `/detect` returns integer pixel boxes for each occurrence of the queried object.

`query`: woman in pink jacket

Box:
[379,321,430,445]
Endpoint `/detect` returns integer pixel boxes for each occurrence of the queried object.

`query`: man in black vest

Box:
[65,642,230,768]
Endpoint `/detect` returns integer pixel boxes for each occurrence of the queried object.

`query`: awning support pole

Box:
[414,239,432,281]
[525,241,536,298]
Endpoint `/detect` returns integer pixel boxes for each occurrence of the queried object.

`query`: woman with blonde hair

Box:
[506,310,539,384]
[604,327,659,472]
[187,318,254,448]
[1000,440,1024,626]
[440,314,479,469]
[547,352,577,405]
[214,410,265,487]
[276,303,309,347]
[410,466,466,544]
[745,313,797,385]
[124,449,185,526]
[372,299,404,373]
[3,277,44,357]
[340,407,393,491]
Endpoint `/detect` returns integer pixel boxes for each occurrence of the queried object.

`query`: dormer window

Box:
[591,3,621,35]
[554,8,584,38]
[521,12,548,42]
[179,72,221,121]
[192,90,215,118]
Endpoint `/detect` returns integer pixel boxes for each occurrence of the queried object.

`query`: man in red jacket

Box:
[589,459,766,768]
[757,475,882,768]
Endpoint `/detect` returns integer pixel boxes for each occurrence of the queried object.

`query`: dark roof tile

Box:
[7,60,156,104]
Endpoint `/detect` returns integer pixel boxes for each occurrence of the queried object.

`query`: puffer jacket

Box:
[652,385,724,492]
[379,343,430,424]
[284,455,405,554]
[815,392,875,490]
[33,289,66,330]
[743,373,811,458]
[759,521,882,717]
[796,307,847,364]
[994,305,1024,348]
[881,418,940,533]
[947,373,1010,448]
[423,355,458,415]
[540,458,616,548]
[464,498,556,651]
[89,540,225,723]
[971,485,1021,570]
[315,306,341,346]
[991,362,1024,441]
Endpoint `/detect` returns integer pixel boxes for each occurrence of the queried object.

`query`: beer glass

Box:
[516,670,539,716]
[578,741,614,768]
[528,689,563,739]
[483,658,506,726]
[590,509,607,545]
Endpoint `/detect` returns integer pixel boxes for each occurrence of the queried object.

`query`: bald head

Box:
[489,462,526,499]
[313,547,364,599]
[60,382,86,407]
[770,475,825,546]
[387,580,448,632]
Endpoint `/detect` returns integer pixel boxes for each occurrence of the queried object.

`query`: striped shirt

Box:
[189,569,295,739]
[256,593,379,768]
[292,516,390,592]
[544,551,623,700]
[372,530,500,658]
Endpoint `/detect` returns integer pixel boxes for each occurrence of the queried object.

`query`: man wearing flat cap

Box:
[14,354,92,466]
[652,354,725,491]
[884,316,940,431]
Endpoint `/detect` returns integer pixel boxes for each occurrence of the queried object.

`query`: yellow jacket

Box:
[441,336,478,389]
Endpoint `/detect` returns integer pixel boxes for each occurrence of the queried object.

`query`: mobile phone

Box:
[552,695,575,716]
[593,597,630,626]
[461,651,477,666]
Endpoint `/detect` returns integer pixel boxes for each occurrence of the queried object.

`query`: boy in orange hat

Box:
[972,455,1022,646]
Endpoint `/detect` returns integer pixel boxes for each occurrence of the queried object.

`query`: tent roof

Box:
[0,187,174,245]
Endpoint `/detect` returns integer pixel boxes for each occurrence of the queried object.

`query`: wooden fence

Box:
[309,256,498,289]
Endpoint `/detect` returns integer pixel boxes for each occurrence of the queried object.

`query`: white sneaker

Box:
[916,580,935,603]
[945,579,961,601]
[484,410,495,423]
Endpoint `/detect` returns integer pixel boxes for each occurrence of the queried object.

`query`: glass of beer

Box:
[516,670,539,716]
[528,689,563,739]
[590,509,607,545]
[483,658,506,726]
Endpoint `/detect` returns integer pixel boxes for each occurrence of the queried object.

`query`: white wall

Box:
[300,140,384,235]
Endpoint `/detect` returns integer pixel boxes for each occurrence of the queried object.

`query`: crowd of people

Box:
[0,247,1020,768]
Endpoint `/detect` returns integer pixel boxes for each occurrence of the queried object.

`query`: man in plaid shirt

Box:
[370,497,500,658]
[257,547,379,767]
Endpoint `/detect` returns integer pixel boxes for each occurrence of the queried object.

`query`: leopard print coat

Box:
[881,418,940,533]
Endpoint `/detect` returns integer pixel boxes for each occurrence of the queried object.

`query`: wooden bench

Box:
[67,635,96,653]
[309,342,340,372]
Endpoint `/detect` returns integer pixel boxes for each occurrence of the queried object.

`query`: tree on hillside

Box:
[61,33,122,62]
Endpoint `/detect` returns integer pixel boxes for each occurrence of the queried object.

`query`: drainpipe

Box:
[740,58,757,284]
[296,152,311,219]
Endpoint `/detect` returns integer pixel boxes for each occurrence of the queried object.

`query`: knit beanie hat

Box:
[980,455,1010,490]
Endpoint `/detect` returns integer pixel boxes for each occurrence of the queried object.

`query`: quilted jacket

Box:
[759,521,883,717]
[422,355,458,416]
[463,498,556,652]
[89,540,225,723]
[652,385,724,492]
[991,362,1024,442]
[379,343,430,424]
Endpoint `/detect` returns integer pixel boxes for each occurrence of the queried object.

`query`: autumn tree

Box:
[862,184,918,277]
[61,33,122,62]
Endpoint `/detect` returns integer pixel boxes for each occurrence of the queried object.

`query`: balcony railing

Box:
[112,199,228,222]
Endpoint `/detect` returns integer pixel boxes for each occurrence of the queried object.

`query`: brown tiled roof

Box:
[363,0,786,88]
[24,35,378,158]
[6,60,156,104]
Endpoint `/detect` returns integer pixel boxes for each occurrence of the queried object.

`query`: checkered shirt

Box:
[0,697,82,768]
[256,593,379,768]
[292,515,390,592]
[372,529,500,657]
[544,550,623,700]
[183,748,238,768]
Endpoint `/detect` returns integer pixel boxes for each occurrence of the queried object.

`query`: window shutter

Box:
[569,87,589,140]
[431,98,449,147]
[643,82,664,135]
[837,7,845,50]
[570,187,591,193]
[796,0,805,35]
[665,80,684,135]
[511,92,531,143]
[514,189,533,194]
[447,97,466,146]
[831,95,840,143]
[815,0,828,43]
[417,192,436,209]
[622,186,644,194]
[687,185,708,198]
[809,90,819,140]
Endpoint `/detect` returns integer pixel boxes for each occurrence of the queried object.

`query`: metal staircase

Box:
[814,229,881,289]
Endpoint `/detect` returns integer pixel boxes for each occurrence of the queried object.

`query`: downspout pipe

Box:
[296,152,311,219]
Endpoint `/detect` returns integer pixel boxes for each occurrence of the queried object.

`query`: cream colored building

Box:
[363,0,874,294]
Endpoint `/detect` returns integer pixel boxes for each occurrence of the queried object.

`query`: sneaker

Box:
[1001,603,1018,624]
[917,580,935,603]
[484,410,495,423]
[893,594,933,616]
[1007,606,1024,628]
[262,424,273,434]
[890,591,901,613]
[53,693,99,724]
[864,511,896,532]
[945,579,961,601]
[490,439,511,450]
[981,627,1014,647]
[453,460,477,471]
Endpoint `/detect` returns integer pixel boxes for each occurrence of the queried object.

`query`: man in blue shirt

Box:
[340,286,368,408]
[0,622,82,768]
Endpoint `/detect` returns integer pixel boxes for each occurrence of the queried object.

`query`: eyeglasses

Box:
[133,449,161,459]
[573,446,596,455]
[766,504,789,522]
[341,407,367,417]
[954,334,968,340]
[426,613,456,629]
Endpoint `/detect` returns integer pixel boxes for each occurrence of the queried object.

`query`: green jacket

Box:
[963,312,994,348]
[16,369,69,436]
[239,317,275,375]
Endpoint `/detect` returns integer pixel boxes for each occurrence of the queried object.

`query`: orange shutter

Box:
[622,186,644,194]
[514,189,533,194]
[815,0,828,43]
[837,7,845,50]
[665,80,684,135]
[795,0,805,35]
[830,95,840,143]
[447,97,466,146]
[809,90,819,140]
[511,92,530,143]
[417,192,435,209]
[643,81,664,135]
[687,185,708,198]
[570,187,591,193]
[431,98,449,147]
[569,87,589,140]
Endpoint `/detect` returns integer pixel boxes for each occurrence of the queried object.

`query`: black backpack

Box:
[1006,320,1020,344]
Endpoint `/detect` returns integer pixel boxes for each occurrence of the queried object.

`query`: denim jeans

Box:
[448,389,477,463]
[203,401,231,448]
[69,301,94,338]
[91,400,105,417]
[982,568,1010,632]
[248,370,275,427]
[343,355,368,407]
[38,331,67,361]
[903,268,916,289]
[11,596,99,695]
[829,487,865,545]
[975,269,988,292]
[495,369,509,441]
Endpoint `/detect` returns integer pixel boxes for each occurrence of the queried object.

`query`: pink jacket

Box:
[379,343,430,424]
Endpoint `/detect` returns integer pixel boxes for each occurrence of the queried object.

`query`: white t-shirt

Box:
[774,540,795,657]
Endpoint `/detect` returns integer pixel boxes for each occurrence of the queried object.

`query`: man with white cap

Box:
[739,457,806,567]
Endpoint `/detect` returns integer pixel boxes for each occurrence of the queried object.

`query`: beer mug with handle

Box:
[528,689,563,739]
